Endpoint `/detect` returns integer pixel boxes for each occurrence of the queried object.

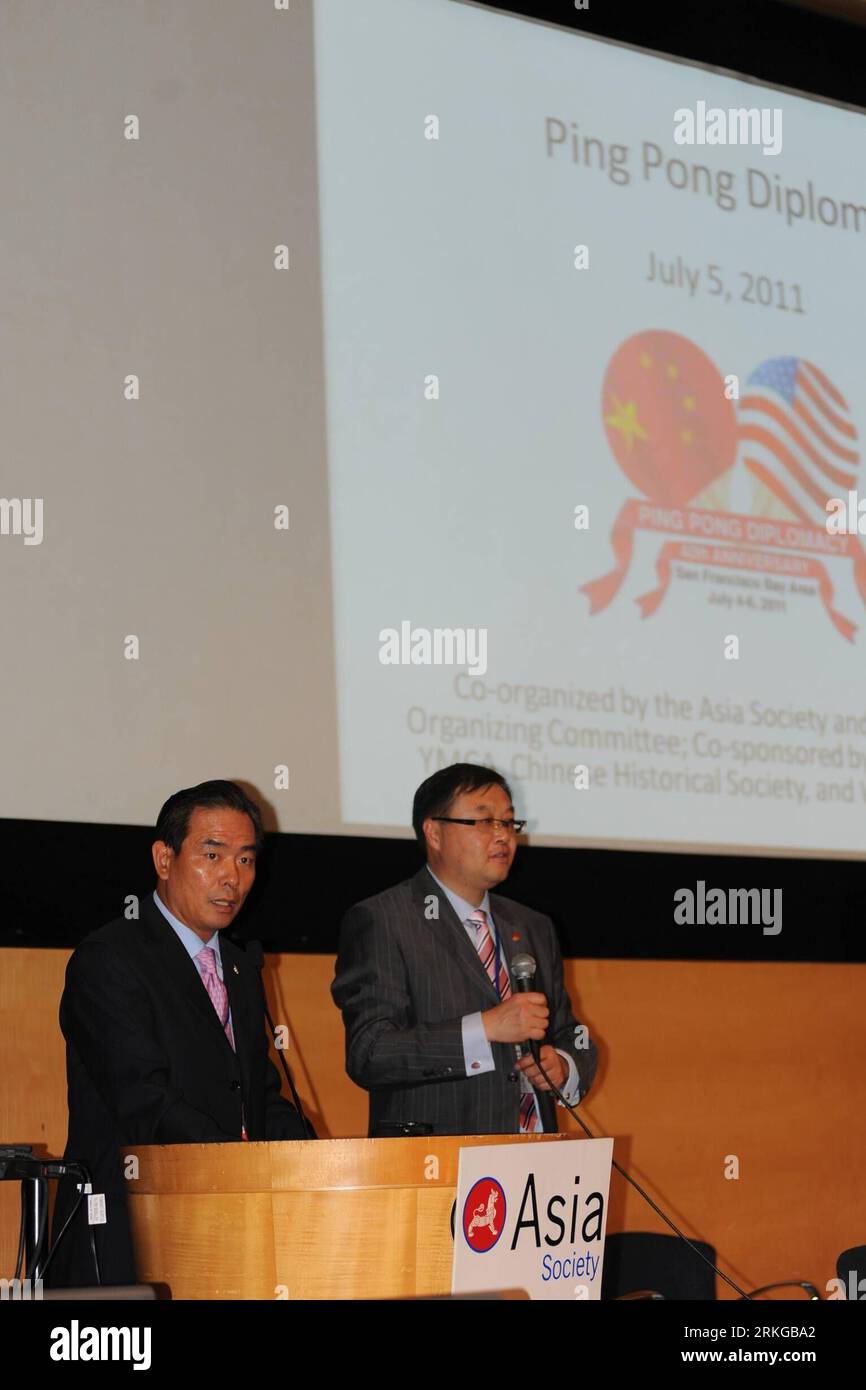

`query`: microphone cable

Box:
[246,940,316,1139]
[511,952,752,1300]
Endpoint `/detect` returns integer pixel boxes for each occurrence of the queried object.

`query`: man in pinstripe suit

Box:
[331,763,598,1136]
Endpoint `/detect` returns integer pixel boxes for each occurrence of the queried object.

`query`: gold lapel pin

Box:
[232,964,239,975]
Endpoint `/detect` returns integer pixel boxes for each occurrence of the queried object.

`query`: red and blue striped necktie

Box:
[468,909,540,1134]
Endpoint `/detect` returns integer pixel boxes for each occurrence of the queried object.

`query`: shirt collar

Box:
[427,868,493,929]
[152,890,222,964]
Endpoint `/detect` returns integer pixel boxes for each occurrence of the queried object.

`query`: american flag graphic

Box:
[737,357,859,527]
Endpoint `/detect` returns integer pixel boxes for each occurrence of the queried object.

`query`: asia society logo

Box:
[462,1177,506,1253]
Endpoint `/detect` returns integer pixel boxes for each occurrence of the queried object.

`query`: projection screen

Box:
[3,0,866,857]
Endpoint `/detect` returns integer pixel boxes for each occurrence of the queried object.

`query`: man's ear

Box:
[151,839,173,881]
[422,818,441,856]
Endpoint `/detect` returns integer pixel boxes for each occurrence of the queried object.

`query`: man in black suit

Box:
[47,780,307,1289]
[332,763,598,1137]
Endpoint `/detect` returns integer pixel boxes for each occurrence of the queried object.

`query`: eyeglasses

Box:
[432,817,526,834]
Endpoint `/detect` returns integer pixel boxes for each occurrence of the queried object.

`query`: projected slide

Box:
[314,0,866,855]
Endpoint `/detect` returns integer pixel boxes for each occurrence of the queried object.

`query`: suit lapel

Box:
[411,867,500,1004]
[489,897,555,1068]
[220,937,253,1093]
[139,896,239,1054]
[487,894,527,984]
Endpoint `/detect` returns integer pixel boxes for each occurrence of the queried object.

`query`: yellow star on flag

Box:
[605,395,648,449]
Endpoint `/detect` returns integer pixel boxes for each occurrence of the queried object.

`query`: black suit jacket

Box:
[48,894,306,1288]
[331,866,598,1136]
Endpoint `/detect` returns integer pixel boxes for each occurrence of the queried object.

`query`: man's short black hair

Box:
[155,780,265,854]
[411,763,513,850]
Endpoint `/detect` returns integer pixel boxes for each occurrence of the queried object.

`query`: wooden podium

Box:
[124,1134,576,1299]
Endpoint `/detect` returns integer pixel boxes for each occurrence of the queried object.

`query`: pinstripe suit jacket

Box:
[331,865,598,1136]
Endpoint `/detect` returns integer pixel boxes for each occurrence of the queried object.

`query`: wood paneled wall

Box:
[1,950,863,1299]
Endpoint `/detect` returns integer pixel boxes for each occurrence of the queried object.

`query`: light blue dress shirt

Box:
[152,890,235,1037]
[426,870,581,1125]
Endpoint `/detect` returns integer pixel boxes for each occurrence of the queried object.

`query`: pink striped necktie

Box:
[196,946,235,1052]
[467,909,540,1134]
[196,946,247,1139]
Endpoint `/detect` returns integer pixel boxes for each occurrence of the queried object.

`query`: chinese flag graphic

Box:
[601,329,738,507]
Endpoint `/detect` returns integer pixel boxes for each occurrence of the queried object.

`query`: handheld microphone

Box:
[511,952,542,1062]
